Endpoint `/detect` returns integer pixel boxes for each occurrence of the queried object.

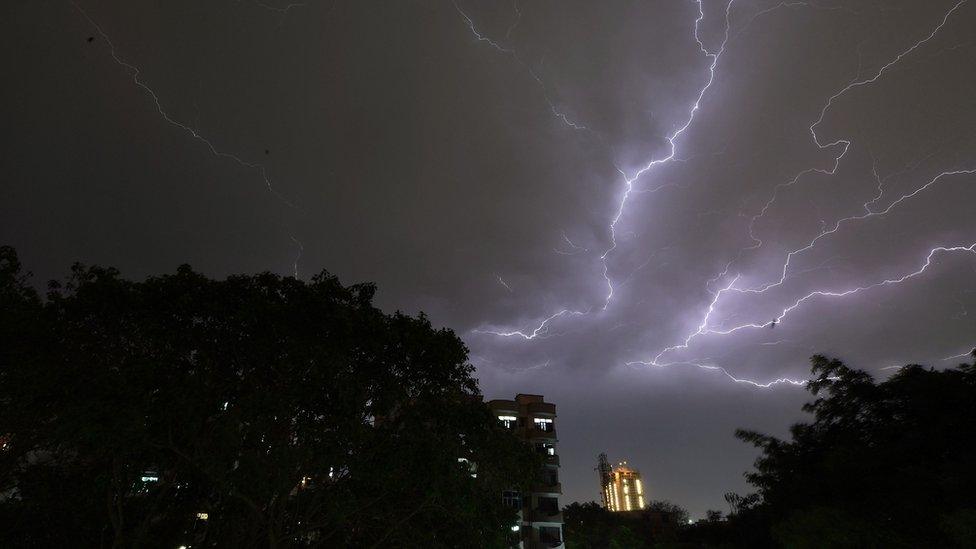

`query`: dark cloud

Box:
[3,0,975,517]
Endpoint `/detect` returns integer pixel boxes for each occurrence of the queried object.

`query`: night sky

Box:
[5,0,976,518]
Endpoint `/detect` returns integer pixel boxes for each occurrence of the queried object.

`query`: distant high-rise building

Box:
[488,394,563,548]
[598,456,646,512]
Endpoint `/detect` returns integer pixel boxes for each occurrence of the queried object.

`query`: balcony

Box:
[526,426,556,440]
[524,509,563,524]
[537,533,564,548]
[529,537,564,549]
[531,482,562,494]
[543,454,560,467]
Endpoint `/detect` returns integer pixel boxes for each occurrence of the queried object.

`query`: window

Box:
[546,469,558,485]
[538,496,559,515]
[533,417,553,432]
[498,415,517,429]
[503,490,521,510]
[539,526,562,544]
[535,442,556,456]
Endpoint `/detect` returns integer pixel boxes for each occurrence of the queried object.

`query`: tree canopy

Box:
[705,353,976,548]
[562,500,688,548]
[0,246,538,547]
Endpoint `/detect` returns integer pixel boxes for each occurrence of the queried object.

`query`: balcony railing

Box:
[524,509,563,523]
[526,426,556,439]
[531,482,562,494]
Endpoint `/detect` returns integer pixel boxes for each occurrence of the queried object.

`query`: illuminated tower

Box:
[603,460,646,512]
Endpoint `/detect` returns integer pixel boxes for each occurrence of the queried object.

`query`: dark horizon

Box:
[5,0,975,519]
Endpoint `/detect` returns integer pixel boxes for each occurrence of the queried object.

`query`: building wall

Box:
[488,394,563,548]
[604,464,646,512]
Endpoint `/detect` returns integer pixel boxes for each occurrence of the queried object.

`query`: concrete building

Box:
[488,394,563,548]
[599,457,646,512]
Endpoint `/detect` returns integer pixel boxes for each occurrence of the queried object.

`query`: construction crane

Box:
[596,452,612,509]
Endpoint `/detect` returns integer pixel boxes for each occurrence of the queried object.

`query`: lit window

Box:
[498,415,517,429]
[458,457,477,478]
[141,475,159,483]
[533,417,553,432]
[196,512,209,521]
[511,524,520,532]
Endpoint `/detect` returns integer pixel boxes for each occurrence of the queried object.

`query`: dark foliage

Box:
[0,246,539,548]
[682,352,976,548]
[563,500,686,548]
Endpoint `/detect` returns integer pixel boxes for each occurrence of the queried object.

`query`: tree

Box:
[563,502,618,549]
[563,500,689,548]
[0,246,539,547]
[733,354,976,548]
[646,499,689,526]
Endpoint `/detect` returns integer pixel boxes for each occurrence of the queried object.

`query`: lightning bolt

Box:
[738,167,976,296]
[473,309,588,340]
[71,1,305,274]
[553,231,588,255]
[645,242,976,368]
[451,0,591,132]
[631,0,970,379]
[469,1,972,389]
[627,358,808,388]
[942,349,976,362]
[471,0,736,336]
[744,0,968,260]
[600,0,735,310]
[241,0,307,17]
[496,275,514,293]
[733,1,858,41]
[505,0,522,40]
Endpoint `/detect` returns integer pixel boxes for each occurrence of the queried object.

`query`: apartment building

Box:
[487,394,563,548]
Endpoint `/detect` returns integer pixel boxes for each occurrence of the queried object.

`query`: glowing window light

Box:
[196,512,209,520]
[533,417,554,432]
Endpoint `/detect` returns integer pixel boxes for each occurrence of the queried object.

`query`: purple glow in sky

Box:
[4,0,975,517]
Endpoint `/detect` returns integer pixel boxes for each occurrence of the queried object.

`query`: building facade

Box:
[600,459,646,512]
[488,394,563,548]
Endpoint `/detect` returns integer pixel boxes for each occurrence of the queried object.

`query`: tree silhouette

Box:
[731,354,976,547]
[0,246,538,547]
